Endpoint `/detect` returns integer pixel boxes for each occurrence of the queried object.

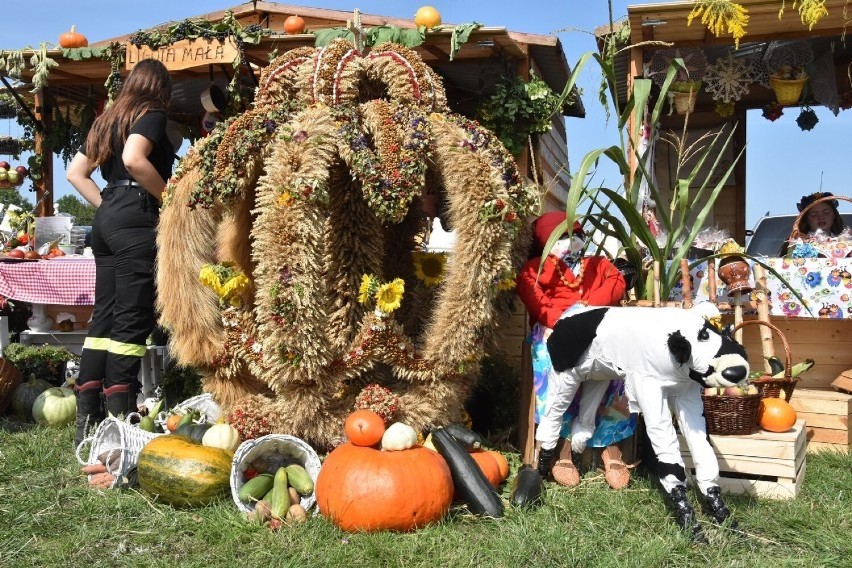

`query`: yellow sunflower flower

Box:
[359,274,377,305]
[199,265,223,297]
[413,252,446,287]
[220,274,250,305]
[497,276,516,291]
[375,278,405,313]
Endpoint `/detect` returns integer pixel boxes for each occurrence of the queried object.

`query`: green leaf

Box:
[446,23,482,61]
[313,28,353,47]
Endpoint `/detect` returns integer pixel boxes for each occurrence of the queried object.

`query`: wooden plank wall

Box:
[538,116,571,210]
[739,317,852,390]
[495,302,528,370]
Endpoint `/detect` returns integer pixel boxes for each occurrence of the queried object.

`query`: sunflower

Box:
[413,251,446,287]
[497,275,516,291]
[375,278,405,313]
[358,274,378,305]
[220,273,250,306]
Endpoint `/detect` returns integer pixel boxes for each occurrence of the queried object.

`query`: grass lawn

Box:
[1,419,850,568]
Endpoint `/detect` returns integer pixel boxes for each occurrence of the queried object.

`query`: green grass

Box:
[1,419,850,568]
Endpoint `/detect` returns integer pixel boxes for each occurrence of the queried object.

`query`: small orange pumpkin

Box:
[468,449,502,488]
[487,449,510,482]
[59,25,88,48]
[758,398,797,432]
[283,15,306,34]
[316,442,453,532]
[344,409,385,446]
[414,6,442,29]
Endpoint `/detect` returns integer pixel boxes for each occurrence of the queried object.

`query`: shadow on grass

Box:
[0,416,35,433]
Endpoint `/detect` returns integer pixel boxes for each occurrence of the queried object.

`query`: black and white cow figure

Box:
[537,304,749,541]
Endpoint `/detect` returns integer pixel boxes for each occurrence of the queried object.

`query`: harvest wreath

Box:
[157,39,537,448]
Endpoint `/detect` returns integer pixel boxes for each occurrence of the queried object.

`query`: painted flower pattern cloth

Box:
[530,323,636,447]
[669,258,852,319]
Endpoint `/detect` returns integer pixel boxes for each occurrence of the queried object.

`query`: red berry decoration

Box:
[762,102,784,122]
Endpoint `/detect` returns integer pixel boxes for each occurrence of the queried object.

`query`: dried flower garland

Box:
[354,383,399,423]
[336,100,430,223]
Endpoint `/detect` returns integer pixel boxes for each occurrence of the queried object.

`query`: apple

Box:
[703,387,718,396]
[6,249,25,259]
[0,160,9,170]
[723,386,743,397]
[15,165,27,177]
[6,170,18,184]
[745,384,759,395]
[0,170,6,182]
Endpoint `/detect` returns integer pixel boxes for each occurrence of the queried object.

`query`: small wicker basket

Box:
[75,417,163,488]
[701,392,761,435]
[230,434,322,514]
[155,392,221,433]
[733,320,798,402]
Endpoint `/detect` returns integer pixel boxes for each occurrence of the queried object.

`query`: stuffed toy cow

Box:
[537,304,748,540]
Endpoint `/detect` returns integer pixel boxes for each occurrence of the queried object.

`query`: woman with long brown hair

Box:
[67,58,175,447]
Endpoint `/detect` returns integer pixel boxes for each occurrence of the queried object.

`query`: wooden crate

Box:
[789,388,852,454]
[831,369,852,395]
[678,419,806,500]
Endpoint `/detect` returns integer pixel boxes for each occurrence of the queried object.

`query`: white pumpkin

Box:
[201,422,241,453]
[32,387,76,426]
[380,422,418,451]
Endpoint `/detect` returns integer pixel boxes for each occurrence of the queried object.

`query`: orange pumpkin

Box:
[487,449,510,482]
[758,398,797,432]
[316,442,453,532]
[468,450,502,488]
[59,25,88,48]
[414,6,442,29]
[344,409,386,446]
[283,15,306,34]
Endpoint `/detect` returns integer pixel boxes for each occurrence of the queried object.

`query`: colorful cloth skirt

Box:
[530,323,636,447]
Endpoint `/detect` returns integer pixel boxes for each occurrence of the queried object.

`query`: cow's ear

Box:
[667,330,692,366]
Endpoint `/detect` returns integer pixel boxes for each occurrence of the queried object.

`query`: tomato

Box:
[166,412,183,432]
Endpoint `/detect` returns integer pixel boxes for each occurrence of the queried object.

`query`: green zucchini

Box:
[510,466,545,509]
[431,428,503,518]
[444,423,484,450]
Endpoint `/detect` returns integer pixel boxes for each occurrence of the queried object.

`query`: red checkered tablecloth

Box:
[0,257,95,305]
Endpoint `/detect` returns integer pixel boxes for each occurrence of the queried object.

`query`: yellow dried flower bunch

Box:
[783,0,829,30]
[688,0,749,48]
[717,238,745,256]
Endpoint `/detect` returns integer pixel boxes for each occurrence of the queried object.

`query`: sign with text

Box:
[125,38,238,71]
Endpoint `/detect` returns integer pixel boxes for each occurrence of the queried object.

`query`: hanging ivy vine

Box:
[475,72,563,156]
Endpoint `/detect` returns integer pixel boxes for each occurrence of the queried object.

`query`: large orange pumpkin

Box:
[758,398,797,432]
[316,443,453,532]
[487,449,510,482]
[344,409,386,446]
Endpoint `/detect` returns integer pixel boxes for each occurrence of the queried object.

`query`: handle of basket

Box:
[730,320,792,379]
[788,195,852,242]
[75,436,95,465]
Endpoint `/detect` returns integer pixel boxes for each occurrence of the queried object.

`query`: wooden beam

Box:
[33,90,54,217]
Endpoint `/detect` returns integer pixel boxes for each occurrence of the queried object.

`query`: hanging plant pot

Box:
[0,137,21,155]
[718,256,752,294]
[0,100,16,119]
[769,76,807,105]
[670,80,701,115]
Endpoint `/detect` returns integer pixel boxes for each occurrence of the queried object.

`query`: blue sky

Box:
[3,0,850,228]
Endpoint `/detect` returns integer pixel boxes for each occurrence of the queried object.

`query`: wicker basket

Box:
[155,392,221,433]
[733,319,797,402]
[75,417,163,488]
[770,76,807,105]
[0,136,21,155]
[702,392,762,435]
[230,434,322,514]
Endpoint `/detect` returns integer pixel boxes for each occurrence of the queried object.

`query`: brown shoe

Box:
[551,442,580,487]
[601,444,630,490]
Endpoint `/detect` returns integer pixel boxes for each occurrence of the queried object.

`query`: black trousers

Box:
[77,181,159,390]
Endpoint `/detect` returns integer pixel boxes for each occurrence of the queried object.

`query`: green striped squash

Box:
[137,435,232,507]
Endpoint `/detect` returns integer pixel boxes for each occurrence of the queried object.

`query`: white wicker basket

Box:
[155,393,221,433]
[230,434,322,514]
[75,417,162,488]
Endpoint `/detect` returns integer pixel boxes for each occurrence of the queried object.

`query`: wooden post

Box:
[518,317,536,465]
[681,259,692,309]
[733,291,744,344]
[753,264,775,371]
[33,89,54,217]
[708,259,717,304]
[653,260,661,307]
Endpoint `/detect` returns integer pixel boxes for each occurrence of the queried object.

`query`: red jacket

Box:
[516,255,626,329]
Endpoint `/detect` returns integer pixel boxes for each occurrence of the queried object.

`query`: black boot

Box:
[74,380,104,448]
[536,446,558,479]
[702,486,739,530]
[103,383,137,418]
[666,485,707,543]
